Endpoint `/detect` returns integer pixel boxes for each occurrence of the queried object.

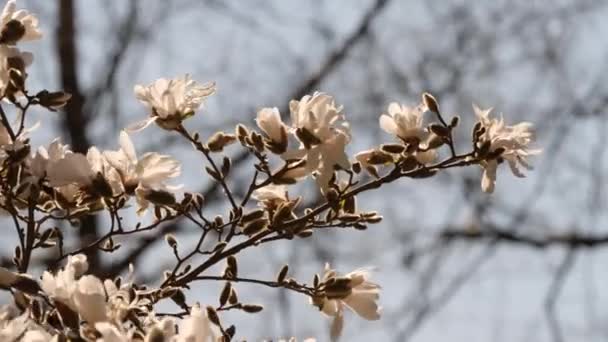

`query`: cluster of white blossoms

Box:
[0,1,541,341]
[473,105,541,193]
[0,255,219,342]
[256,92,351,193]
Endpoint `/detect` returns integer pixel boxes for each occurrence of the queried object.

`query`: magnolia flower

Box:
[26,139,69,181]
[46,146,122,198]
[379,102,438,165]
[0,310,50,342]
[256,107,288,153]
[41,255,82,311]
[252,184,288,205]
[41,254,110,325]
[0,0,42,44]
[474,105,541,193]
[172,304,215,342]
[73,275,108,324]
[312,264,381,341]
[283,92,351,193]
[104,131,181,214]
[131,75,215,131]
[379,102,427,142]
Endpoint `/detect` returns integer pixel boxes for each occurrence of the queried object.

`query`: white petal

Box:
[379,115,398,135]
[126,117,157,133]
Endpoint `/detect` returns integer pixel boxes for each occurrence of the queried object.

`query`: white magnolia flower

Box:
[41,256,81,311]
[172,304,215,342]
[26,138,69,181]
[73,275,108,325]
[0,0,42,44]
[379,102,427,142]
[252,184,288,204]
[312,264,381,341]
[379,102,437,165]
[131,75,215,131]
[474,105,541,193]
[283,92,351,193]
[0,309,25,340]
[256,107,288,152]
[41,254,110,324]
[104,131,181,214]
[46,146,122,198]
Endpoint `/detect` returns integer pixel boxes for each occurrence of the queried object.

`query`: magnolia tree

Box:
[0,2,540,341]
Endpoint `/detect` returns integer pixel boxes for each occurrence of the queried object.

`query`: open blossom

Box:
[104,131,181,214]
[131,75,215,131]
[379,102,427,142]
[474,105,541,193]
[256,107,288,153]
[41,254,100,319]
[311,264,381,341]
[0,0,42,44]
[282,92,351,193]
[252,184,288,205]
[46,146,122,198]
[379,102,437,164]
[0,308,50,342]
[26,138,69,181]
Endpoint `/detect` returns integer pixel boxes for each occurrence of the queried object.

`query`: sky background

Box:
[5,0,608,341]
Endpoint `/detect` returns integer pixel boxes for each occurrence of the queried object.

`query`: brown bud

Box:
[144,189,176,206]
[236,124,249,141]
[380,144,406,154]
[227,256,238,278]
[206,306,220,325]
[422,92,439,113]
[241,304,264,313]
[206,132,237,152]
[449,115,460,128]
[242,218,269,235]
[249,131,264,152]
[165,234,178,249]
[428,124,450,138]
[276,265,289,283]
[219,282,232,306]
[425,133,445,149]
[367,150,394,165]
[296,229,313,238]
[241,209,265,223]
[228,288,239,304]
[225,325,236,338]
[170,290,188,310]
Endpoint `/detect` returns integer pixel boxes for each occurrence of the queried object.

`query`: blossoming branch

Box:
[0,1,540,341]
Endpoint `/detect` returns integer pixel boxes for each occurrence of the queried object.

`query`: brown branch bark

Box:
[441,226,608,249]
